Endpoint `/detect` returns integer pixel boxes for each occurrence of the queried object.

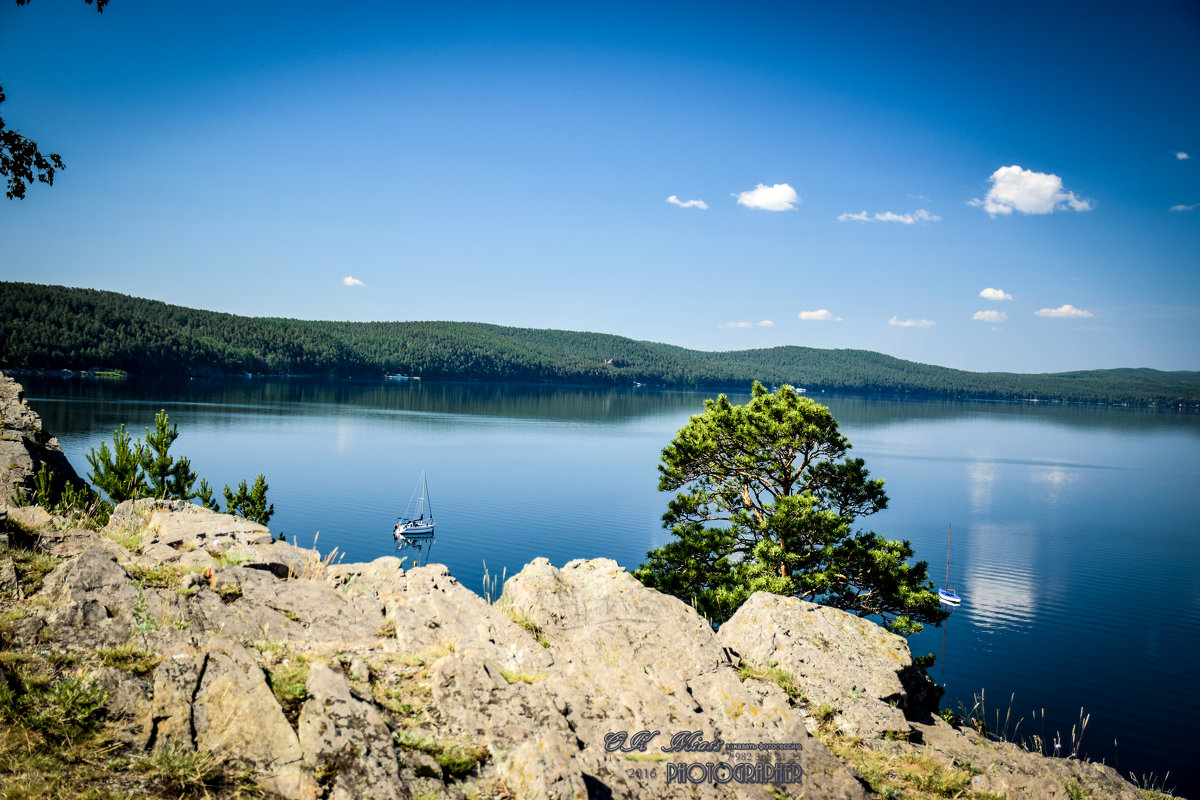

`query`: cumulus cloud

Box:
[969,165,1093,216]
[979,287,1013,301]
[888,316,936,328]
[1170,203,1198,212]
[719,320,775,329]
[734,183,800,211]
[1035,304,1093,318]
[972,310,1008,322]
[343,276,364,287]
[838,209,940,224]
[667,195,708,210]
[798,309,843,321]
[1176,152,1191,160]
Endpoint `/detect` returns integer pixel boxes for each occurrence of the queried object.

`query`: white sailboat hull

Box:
[395,519,435,537]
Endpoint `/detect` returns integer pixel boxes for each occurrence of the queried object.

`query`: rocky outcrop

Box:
[718,592,937,740]
[0,498,1155,799]
[0,372,86,506]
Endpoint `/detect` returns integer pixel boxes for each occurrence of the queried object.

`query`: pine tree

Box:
[635,382,947,634]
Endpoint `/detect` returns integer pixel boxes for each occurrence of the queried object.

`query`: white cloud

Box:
[969,165,1093,216]
[1170,203,1198,212]
[979,287,1014,301]
[1176,152,1191,160]
[972,310,1008,322]
[1035,304,1093,318]
[719,320,774,329]
[734,183,800,211]
[888,316,936,328]
[798,309,843,321]
[666,195,708,210]
[343,276,364,287]
[838,209,940,224]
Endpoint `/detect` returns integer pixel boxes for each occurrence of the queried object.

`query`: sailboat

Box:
[394,471,436,540]
[938,522,962,605]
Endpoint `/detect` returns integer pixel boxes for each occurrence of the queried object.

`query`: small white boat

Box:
[394,471,435,540]
[939,522,962,605]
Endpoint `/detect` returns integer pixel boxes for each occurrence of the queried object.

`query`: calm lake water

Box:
[16,375,1200,797]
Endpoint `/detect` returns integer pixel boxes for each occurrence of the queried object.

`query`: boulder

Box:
[38,545,139,648]
[191,639,318,800]
[299,661,404,800]
[719,592,928,738]
[0,374,86,506]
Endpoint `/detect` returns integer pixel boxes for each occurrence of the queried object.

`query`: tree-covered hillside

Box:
[2,282,1197,404]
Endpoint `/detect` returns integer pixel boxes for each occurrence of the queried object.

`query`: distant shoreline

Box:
[3,282,1199,406]
[8,369,1199,414]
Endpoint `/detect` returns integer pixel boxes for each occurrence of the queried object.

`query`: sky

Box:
[1,0,1197,373]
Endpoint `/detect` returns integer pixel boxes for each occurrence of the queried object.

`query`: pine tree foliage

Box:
[85,424,144,504]
[223,474,274,526]
[83,410,273,525]
[634,383,948,634]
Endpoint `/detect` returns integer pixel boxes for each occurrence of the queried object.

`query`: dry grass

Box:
[0,545,60,597]
[295,533,343,580]
[817,730,996,800]
[94,645,163,676]
[498,669,548,685]
[735,658,805,702]
[500,605,550,648]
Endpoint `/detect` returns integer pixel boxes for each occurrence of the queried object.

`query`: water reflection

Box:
[15,373,1200,434]
[1028,465,1078,505]
[966,461,996,512]
[961,522,1039,633]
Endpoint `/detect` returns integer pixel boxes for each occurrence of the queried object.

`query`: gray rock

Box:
[7,505,56,532]
[0,375,87,507]
[38,546,138,648]
[719,592,919,738]
[147,649,207,750]
[497,734,588,800]
[499,557,720,679]
[191,639,317,800]
[0,558,17,598]
[299,661,405,800]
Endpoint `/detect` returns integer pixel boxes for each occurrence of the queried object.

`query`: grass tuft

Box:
[499,669,548,685]
[1,545,60,597]
[125,563,200,590]
[736,658,805,702]
[94,646,163,676]
[393,729,488,779]
[264,656,310,726]
[502,605,550,648]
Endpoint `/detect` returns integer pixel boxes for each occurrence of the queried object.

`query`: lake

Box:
[15,374,1200,798]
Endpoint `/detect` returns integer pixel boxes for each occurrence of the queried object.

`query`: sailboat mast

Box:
[945,522,952,587]
[424,471,433,520]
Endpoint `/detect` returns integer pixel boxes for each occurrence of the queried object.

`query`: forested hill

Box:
[2,282,1198,404]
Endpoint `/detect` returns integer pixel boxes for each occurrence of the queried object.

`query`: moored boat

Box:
[394,471,435,540]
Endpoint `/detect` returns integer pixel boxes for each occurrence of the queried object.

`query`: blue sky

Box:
[1,0,1197,372]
